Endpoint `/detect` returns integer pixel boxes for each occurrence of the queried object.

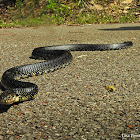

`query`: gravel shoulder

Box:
[0,23,140,139]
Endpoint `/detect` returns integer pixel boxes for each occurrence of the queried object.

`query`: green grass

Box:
[0,11,137,28]
[0,0,139,28]
[17,16,51,26]
[0,15,52,28]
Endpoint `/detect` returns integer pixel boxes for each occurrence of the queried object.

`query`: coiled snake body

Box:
[0,41,133,105]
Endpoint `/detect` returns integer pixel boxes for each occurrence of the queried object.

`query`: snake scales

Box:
[0,41,133,105]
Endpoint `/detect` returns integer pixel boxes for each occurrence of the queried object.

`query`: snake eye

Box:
[0,91,15,105]
[0,96,11,105]
[0,97,6,104]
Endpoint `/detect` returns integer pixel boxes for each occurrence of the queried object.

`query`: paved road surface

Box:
[0,23,139,139]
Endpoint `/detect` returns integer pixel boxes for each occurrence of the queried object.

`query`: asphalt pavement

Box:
[0,23,139,139]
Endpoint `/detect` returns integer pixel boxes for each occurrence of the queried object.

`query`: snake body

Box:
[0,41,133,105]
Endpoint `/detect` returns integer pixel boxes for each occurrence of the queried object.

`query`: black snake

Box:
[0,41,133,105]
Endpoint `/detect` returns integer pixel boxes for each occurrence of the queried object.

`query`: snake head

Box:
[0,90,18,105]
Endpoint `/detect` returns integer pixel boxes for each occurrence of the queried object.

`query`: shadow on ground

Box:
[0,102,23,113]
[0,104,11,113]
[99,26,140,31]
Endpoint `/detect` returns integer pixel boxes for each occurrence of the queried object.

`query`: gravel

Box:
[0,23,140,139]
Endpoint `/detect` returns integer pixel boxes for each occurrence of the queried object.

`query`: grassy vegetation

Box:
[0,0,139,27]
